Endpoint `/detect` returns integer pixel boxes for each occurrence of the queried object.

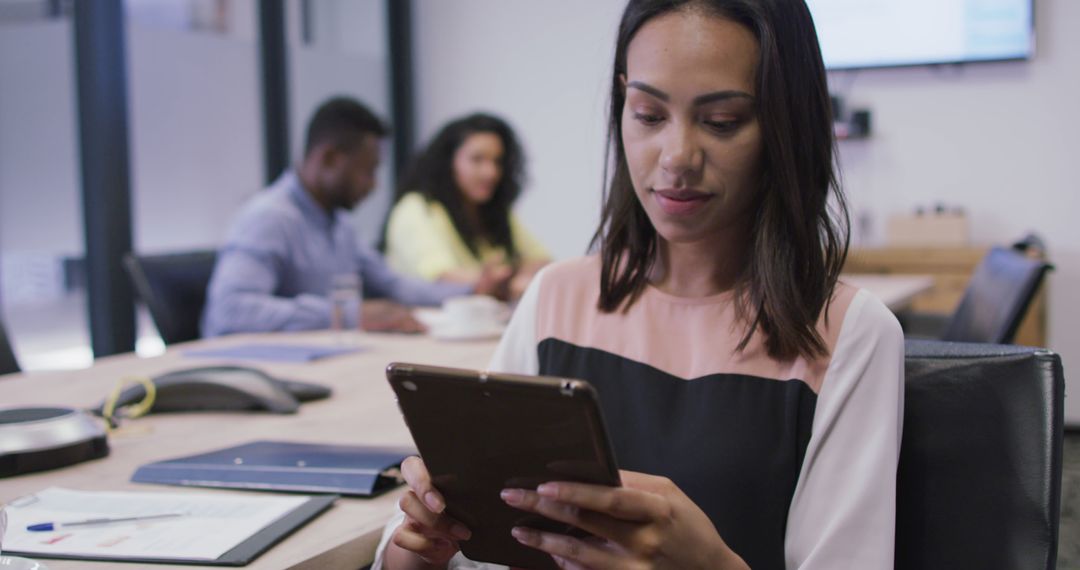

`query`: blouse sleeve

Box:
[385,193,462,281]
[487,265,545,374]
[785,290,905,569]
[508,213,551,264]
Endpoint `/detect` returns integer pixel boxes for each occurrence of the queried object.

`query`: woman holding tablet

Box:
[376,0,903,568]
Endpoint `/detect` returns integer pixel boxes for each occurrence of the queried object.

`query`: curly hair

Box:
[390,113,527,261]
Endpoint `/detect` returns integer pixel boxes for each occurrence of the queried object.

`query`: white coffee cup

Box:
[440,295,508,334]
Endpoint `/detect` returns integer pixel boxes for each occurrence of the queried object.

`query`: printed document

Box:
[2,487,307,561]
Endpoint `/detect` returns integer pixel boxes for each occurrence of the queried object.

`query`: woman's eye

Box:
[704,119,738,133]
[633,112,664,126]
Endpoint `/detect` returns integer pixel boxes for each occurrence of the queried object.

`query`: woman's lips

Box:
[652,188,713,216]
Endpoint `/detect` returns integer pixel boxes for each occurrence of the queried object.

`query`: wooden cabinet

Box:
[846,246,1048,347]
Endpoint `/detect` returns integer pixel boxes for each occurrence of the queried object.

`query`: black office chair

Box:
[940,246,1052,344]
[0,318,20,375]
[902,246,1052,344]
[123,250,217,345]
[897,340,1064,569]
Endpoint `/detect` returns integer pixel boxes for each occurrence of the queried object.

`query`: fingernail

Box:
[537,483,558,497]
[424,492,444,513]
[500,488,524,505]
[511,526,537,545]
[451,523,471,541]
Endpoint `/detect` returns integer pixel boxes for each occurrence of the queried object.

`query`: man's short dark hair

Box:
[303,97,389,156]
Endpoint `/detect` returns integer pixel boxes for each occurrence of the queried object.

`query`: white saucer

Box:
[0,557,49,570]
[429,322,505,341]
[412,307,447,329]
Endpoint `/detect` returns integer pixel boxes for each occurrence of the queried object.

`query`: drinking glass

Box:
[329,273,362,342]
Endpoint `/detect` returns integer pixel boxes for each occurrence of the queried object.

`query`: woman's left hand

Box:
[500,470,749,570]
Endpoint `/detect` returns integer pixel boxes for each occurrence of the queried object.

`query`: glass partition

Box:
[0,3,89,369]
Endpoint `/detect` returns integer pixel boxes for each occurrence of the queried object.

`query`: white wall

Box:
[413,0,1080,420]
[127,19,263,253]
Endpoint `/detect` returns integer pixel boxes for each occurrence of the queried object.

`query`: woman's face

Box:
[452,132,504,206]
[621,10,763,246]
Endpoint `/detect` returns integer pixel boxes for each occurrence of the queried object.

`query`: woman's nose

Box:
[660,124,703,179]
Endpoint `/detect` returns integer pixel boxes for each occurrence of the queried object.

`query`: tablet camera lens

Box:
[402,381,418,392]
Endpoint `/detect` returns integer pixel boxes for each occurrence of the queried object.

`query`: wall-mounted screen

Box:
[806,0,1035,71]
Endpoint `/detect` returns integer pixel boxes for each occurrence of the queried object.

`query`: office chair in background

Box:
[123,250,217,345]
[897,340,1064,569]
[940,246,1053,344]
[902,245,1052,345]
[0,318,20,375]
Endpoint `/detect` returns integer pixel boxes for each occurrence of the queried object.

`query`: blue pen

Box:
[27,512,186,532]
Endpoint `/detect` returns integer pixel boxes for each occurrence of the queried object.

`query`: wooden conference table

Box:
[0,275,930,569]
[1,331,500,570]
[842,273,935,312]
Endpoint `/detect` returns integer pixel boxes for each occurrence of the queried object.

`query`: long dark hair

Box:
[592,0,849,361]
[391,113,526,261]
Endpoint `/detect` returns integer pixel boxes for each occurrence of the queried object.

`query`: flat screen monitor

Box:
[806,0,1035,71]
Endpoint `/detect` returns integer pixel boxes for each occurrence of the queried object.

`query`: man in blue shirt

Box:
[202,98,507,337]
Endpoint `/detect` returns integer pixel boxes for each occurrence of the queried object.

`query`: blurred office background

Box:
[0,0,394,365]
[0,0,1076,420]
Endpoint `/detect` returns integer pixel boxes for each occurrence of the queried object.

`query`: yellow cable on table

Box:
[101,376,156,432]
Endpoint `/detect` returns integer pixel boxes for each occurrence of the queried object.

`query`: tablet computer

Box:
[386,362,620,570]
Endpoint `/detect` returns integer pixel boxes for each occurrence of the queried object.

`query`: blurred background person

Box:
[203,97,507,337]
[383,113,550,301]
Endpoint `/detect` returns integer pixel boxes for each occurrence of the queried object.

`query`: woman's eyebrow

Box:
[627,80,754,105]
[626,80,670,101]
[693,90,754,105]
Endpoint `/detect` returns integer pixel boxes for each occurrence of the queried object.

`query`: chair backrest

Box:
[0,318,19,375]
[123,251,217,345]
[897,339,1063,570]
[941,246,1052,344]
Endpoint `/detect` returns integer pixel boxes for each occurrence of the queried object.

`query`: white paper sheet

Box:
[2,487,308,561]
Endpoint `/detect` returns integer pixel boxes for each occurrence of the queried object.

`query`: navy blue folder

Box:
[132,440,414,497]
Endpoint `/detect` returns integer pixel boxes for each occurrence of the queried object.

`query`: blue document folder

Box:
[184,344,365,363]
[132,440,414,497]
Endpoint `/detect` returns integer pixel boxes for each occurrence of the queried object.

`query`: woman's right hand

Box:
[389,456,471,567]
[472,263,514,301]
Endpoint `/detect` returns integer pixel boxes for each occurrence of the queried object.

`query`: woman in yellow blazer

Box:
[384,113,550,300]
